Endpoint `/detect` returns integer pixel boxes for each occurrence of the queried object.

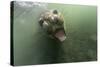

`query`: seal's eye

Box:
[53,10,58,14]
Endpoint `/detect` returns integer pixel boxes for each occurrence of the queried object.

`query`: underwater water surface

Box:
[12,1,97,66]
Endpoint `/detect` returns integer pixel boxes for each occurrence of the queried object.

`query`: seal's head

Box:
[39,10,66,42]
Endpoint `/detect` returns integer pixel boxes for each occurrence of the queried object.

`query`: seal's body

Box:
[39,10,66,42]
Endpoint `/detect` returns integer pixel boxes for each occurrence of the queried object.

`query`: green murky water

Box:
[12,1,97,66]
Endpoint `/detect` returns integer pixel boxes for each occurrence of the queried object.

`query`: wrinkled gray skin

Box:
[39,10,66,42]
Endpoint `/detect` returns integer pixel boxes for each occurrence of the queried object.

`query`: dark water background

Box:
[13,1,97,66]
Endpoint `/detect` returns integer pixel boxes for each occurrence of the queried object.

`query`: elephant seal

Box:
[39,9,66,42]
